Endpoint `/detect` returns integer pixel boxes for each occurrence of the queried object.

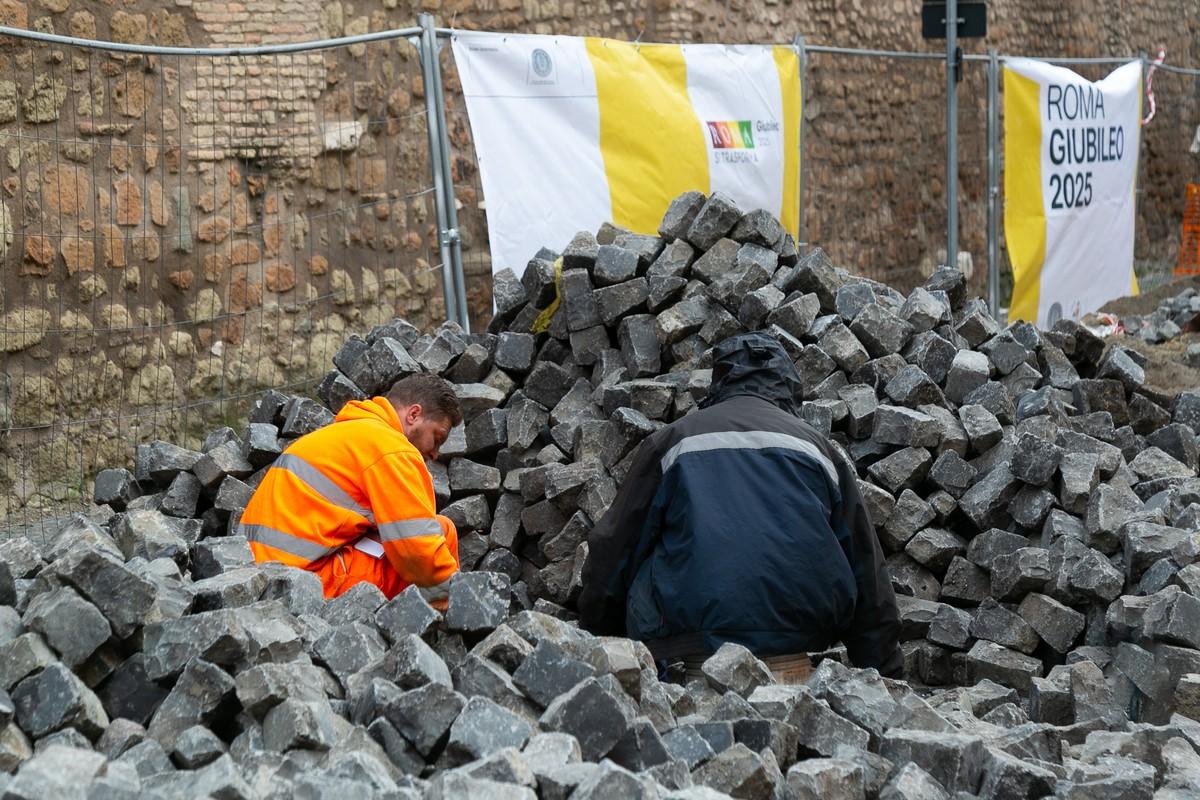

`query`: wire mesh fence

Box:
[0,31,445,536]
[956,57,993,302]
[1137,65,1200,292]
[2,21,1199,537]
[800,51,954,295]
[437,37,493,335]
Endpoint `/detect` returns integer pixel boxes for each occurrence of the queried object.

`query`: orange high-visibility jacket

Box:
[238,397,459,599]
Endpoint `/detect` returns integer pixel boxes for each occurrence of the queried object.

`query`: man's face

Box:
[399,405,454,461]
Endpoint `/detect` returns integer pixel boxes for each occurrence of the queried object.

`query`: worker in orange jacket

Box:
[239,373,463,602]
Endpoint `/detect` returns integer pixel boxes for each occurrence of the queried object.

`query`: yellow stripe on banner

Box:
[586,39,709,234]
[773,46,801,239]
[1004,67,1046,325]
[1130,69,1142,297]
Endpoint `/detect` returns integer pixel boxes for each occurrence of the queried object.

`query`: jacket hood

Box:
[334,397,404,432]
[699,331,804,415]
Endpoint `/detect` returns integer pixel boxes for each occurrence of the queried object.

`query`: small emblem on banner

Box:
[705,120,774,164]
[529,48,556,85]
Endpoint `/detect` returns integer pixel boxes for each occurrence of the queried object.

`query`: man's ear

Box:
[405,403,424,424]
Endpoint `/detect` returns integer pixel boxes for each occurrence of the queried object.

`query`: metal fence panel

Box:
[1136,65,1200,292]
[3,21,1200,540]
[800,51,952,294]
[955,57,992,301]
[0,32,442,538]
[435,30,521,335]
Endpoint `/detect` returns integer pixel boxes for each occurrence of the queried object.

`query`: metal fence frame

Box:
[0,19,454,532]
[1,18,1199,527]
[3,17,1198,327]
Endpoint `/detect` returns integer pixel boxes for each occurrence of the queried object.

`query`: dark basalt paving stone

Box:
[33,193,1200,798]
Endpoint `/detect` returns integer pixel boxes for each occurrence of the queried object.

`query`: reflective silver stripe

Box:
[240,523,333,561]
[660,430,839,485]
[379,518,443,542]
[353,535,384,558]
[418,577,453,602]
[273,453,374,523]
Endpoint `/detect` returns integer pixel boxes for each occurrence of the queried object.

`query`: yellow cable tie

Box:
[529,257,564,334]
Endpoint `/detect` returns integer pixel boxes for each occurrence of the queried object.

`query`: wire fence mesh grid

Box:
[955,58,992,302]
[800,51,954,295]
[437,37,494,336]
[0,33,445,539]
[1136,65,1200,293]
[2,24,1199,539]
[440,43,998,320]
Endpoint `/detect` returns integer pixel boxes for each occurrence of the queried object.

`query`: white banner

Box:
[1004,58,1142,327]
[451,31,801,277]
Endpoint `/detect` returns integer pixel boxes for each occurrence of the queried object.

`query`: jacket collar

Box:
[334,397,405,433]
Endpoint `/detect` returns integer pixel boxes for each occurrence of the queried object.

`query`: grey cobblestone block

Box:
[686,193,742,251]
[35,195,1200,798]
[659,191,707,241]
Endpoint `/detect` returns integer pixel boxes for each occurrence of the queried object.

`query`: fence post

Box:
[1136,49,1148,292]
[986,48,1000,319]
[945,0,959,272]
[793,33,808,253]
[417,13,471,331]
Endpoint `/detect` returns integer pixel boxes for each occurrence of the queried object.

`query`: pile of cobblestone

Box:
[1115,285,1200,347]
[7,192,1200,797]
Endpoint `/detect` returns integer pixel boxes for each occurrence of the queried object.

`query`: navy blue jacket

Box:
[578,332,903,677]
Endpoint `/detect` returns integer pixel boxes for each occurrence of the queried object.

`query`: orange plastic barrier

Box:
[1177,183,1200,276]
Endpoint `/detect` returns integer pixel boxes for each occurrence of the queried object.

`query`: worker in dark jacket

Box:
[578,331,903,680]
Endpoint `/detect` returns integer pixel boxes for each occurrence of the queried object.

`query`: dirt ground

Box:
[1107,331,1200,396]
[1092,274,1200,396]
[1100,275,1200,317]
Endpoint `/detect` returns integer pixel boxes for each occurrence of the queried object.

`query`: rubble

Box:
[3,192,1200,796]
[1111,285,1200,345]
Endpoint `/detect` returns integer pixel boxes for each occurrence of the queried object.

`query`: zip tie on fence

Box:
[1143,46,1166,126]
[530,257,564,334]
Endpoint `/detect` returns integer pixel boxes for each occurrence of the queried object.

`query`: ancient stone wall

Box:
[1,0,1196,522]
